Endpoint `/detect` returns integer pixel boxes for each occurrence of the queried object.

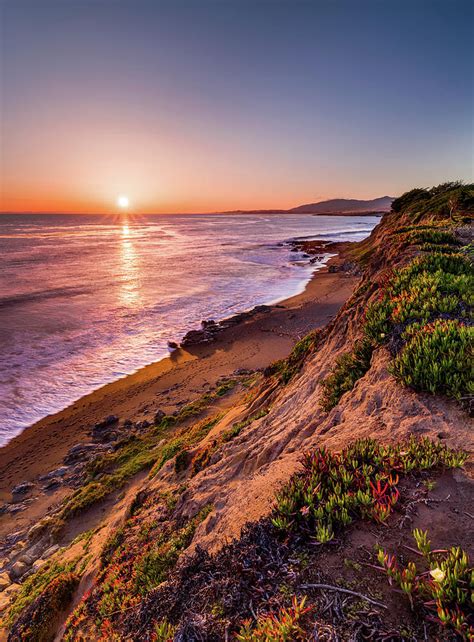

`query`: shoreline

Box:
[0,237,338,448]
[0,240,357,537]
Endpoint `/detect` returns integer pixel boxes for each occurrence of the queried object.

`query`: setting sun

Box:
[117,195,130,209]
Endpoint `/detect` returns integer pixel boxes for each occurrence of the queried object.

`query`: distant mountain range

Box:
[288,196,394,214]
[221,196,394,216]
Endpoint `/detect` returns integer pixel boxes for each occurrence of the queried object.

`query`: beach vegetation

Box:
[391,319,473,398]
[236,596,310,641]
[8,571,79,641]
[319,338,374,410]
[58,383,234,521]
[272,437,466,542]
[378,530,473,638]
[154,619,177,641]
[7,557,80,629]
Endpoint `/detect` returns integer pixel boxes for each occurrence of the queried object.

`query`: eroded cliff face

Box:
[3,183,473,641]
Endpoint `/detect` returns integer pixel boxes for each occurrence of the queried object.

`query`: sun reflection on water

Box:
[119,218,140,307]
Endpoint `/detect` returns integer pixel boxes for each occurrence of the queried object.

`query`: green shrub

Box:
[364,252,473,345]
[133,506,212,595]
[391,320,473,399]
[9,571,79,641]
[379,530,472,637]
[320,338,374,410]
[236,596,310,641]
[272,438,466,541]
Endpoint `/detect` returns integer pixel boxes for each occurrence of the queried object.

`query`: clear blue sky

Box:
[1,0,472,212]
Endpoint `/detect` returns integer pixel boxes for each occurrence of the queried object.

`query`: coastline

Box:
[0,241,358,537]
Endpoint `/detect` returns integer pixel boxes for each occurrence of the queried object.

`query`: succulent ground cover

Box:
[62,485,212,640]
[272,437,466,541]
[55,437,470,641]
[320,183,473,410]
[378,529,473,638]
[236,596,311,641]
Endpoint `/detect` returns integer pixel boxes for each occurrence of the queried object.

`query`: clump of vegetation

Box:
[7,558,79,627]
[378,529,473,638]
[64,496,212,639]
[266,330,320,384]
[272,438,466,542]
[154,618,177,641]
[9,571,79,641]
[319,338,374,410]
[365,252,473,343]
[133,508,211,595]
[391,319,473,398]
[236,596,310,641]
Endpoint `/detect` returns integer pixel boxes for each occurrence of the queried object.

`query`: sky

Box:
[0,0,472,214]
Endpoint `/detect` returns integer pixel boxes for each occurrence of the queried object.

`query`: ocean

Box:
[0,213,379,445]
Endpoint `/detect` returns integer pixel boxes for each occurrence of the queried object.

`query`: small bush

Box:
[272,438,466,541]
[379,530,473,638]
[391,320,473,399]
[236,596,310,641]
[9,571,79,641]
[320,338,374,410]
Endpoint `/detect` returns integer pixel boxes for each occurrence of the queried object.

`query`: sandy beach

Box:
[0,244,357,537]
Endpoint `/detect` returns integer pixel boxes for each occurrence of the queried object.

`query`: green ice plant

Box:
[236,596,310,641]
[378,530,473,638]
[272,438,466,543]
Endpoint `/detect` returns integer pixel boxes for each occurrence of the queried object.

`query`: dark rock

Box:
[234,368,252,376]
[42,478,62,491]
[9,561,28,580]
[11,482,34,501]
[201,319,216,329]
[154,410,165,424]
[167,341,178,349]
[328,265,339,273]
[181,329,216,347]
[135,420,151,431]
[123,419,133,427]
[64,442,102,464]
[94,415,119,430]
[38,466,69,482]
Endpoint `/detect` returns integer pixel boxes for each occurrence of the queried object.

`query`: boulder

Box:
[181,329,215,347]
[154,410,165,424]
[11,481,34,496]
[201,319,217,329]
[94,415,119,429]
[167,341,178,349]
[43,544,59,559]
[38,466,69,481]
[9,561,27,580]
[64,442,101,464]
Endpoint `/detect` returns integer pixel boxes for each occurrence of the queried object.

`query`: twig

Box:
[299,583,387,609]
